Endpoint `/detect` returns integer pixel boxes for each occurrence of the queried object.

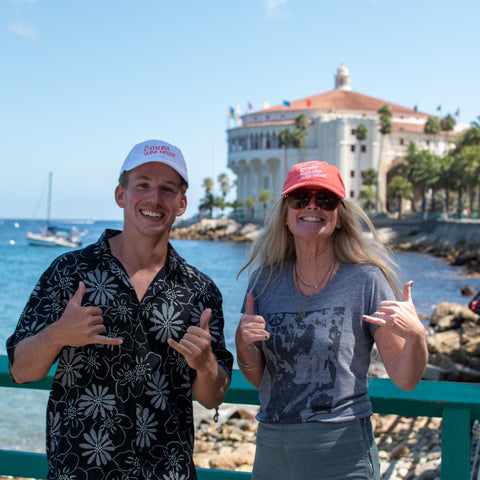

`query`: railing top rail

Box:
[1,355,480,418]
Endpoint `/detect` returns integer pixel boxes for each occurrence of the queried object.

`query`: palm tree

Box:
[387,176,413,215]
[292,113,308,162]
[257,189,273,219]
[435,154,456,216]
[279,128,292,178]
[362,167,380,212]
[217,173,230,205]
[198,192,215,218]
[378,105,392,210]
[203,177,214,195]
[245,197,256,218]
[424,116,441,137]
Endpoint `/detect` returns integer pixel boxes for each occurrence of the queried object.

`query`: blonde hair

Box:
[238,197,401,299]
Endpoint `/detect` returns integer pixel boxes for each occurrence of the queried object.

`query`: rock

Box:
[426,330,461,355]
[461,284,476,296]
[171,218,262,243]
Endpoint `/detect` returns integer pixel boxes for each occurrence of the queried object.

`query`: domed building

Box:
[227,65,462,215]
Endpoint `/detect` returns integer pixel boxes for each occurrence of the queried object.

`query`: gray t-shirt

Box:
[245,261,394,424]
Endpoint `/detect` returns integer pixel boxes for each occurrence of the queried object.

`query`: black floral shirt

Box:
[7,229,233,480]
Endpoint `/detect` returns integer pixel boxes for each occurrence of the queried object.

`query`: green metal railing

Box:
[1,354,480,480]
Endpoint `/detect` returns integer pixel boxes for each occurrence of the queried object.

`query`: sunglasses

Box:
[285,189,340,211]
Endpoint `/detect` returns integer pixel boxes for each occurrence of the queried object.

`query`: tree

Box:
[387,176,413,215]
[295,112,309,131]
[203,177,214,195]
[378,105,392,135]
[198,192,215,218]
[245,197,256,218]
[214,196,227,215]
[403,142,439,213]
[229,199,243,218]
[361,167,380,211]
[279,128,293,178]
[217,173,230,202]
[424,116,441,136]
[377,105,392,212]
[356,123,368,142]
[359,186,377,212]
[440,114,456,133]
[257,190,273,219]
[199,177,215,217]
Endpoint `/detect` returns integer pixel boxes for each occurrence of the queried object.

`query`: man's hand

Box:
[53,282,123,347]
[167,309,215,371]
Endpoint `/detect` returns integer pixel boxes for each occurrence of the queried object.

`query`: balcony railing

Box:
[1,354,479,479]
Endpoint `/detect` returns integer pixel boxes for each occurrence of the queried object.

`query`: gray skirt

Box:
[252,417,380,480]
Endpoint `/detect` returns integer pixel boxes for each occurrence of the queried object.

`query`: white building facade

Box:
[227,65,461,215]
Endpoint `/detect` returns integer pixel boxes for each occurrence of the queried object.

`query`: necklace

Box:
[294,259,336,290]
[293,259,336,320]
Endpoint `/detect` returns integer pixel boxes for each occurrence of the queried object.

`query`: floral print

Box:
[7,229,233,480]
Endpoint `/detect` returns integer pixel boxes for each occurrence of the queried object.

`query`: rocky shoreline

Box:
[172,216,480,273]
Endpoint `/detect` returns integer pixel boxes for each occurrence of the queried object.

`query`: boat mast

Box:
[46,171,52,229]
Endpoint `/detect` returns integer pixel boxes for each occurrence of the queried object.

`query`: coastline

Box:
[173,216,480,274]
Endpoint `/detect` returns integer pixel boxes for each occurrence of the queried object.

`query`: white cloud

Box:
[262,0,288,19]
[9,21,38,40]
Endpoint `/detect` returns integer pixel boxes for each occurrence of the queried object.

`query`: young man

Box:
[7,139,233,480]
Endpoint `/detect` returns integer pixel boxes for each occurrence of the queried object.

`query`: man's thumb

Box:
[200,308,211,331]
[70,281,86,306]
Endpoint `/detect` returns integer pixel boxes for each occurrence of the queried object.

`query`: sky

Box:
[1,0,479,222]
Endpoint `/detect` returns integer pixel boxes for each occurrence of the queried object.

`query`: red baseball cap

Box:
[281,161,345,198]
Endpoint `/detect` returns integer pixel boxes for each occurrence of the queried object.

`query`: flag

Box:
[455,108,460,117]
[248,102,253,110]
[306,98,312,107]
[436,105,442,112]
[228,106,235,119]
[413,104,418,112]
[263,101,270,109]
[283,100,291,107]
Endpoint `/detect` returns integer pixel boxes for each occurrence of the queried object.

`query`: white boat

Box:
[26,172,83,248]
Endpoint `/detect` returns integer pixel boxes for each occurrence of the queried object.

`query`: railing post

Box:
[441,407,471,480]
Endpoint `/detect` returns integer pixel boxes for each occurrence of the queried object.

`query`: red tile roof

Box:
[263,89,427,117]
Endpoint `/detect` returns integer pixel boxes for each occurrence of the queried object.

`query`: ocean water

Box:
[2,218,480,453]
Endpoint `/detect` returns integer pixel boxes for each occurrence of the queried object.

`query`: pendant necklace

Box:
[293,259,336,320]
[294,259,335,290]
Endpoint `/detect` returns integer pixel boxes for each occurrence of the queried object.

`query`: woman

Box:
[235,161,427,480]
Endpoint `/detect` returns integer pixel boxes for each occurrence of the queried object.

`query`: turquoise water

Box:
[2,218,480,452]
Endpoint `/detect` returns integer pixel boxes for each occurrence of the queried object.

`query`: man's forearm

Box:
[192,360,231,410]
[10,325,62,383]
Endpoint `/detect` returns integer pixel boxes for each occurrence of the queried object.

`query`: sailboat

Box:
[26,172,83,248]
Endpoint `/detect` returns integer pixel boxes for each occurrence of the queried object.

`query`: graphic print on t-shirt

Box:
[262,306,345,422]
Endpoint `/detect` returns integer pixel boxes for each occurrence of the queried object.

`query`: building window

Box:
[350,170,355,178]
[400,138,404,145]
[351,128,356,135]
[350,190,355,198]
[351,145,355,152]
[426,140,430,146]
[266,139,271,149]
[361,145,366,153]
[263,177,269,189]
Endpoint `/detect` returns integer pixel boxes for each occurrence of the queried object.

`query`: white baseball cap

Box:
[119,139,189,186]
